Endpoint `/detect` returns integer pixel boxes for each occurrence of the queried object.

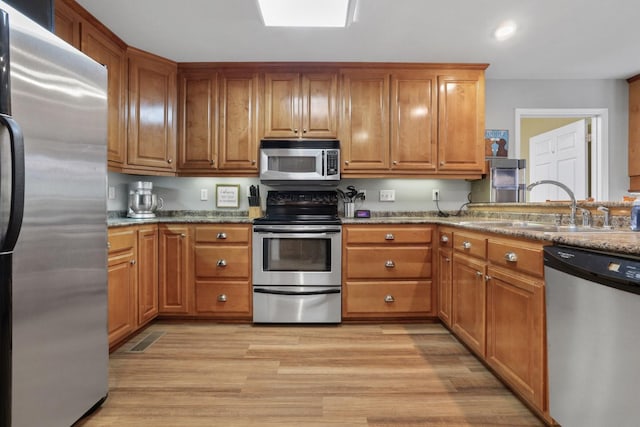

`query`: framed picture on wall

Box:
[485,129,509,157]
[216,184,240,208]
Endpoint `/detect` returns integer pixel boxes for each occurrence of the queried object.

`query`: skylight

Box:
[257,0,352,27]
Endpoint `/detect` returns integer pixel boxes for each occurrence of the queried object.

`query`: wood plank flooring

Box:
[77,322,544,426]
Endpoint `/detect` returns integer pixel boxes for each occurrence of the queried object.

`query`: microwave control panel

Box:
[326,150,339,175]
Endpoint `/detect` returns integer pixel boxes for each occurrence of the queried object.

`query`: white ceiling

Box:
[75,0,640,80]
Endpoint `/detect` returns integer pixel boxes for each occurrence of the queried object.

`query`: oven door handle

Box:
[253,288,341,296]
[253,230,341,236]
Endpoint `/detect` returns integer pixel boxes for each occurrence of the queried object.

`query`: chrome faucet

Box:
[526,180,578,230]
[597,206,613,229]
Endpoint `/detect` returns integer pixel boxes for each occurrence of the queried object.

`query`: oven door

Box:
[252,225,341,286]
[253,286,341,323]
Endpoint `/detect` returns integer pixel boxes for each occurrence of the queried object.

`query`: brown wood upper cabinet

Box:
[340,66,486,177]
[177,68,261,175]
[126,47,177,175]
[54,0,127,171]
[263,71,338,139]
[628,75,640,191]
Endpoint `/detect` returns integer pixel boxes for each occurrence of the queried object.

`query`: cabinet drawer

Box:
[344,281,432,315]
[345,247,432,279]
[195,281,251,315]
[487,238,545,277]
[453,231,487,259]
[345,225,432,244]
[108,227,136,253]
[194,246,250,279]
[195,225,250,243]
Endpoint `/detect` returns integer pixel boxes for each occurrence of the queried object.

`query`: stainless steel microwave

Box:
[259,139,340,185]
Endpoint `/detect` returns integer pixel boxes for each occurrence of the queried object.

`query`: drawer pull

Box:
[130,259,136,265]
[475,271,483,277]
[384,294,395,303]
[217,294,227,302]
[504,252,518,262]
[216,259,227,267]
[216,232,227,239]
[385,233,395,240]
[440,235,449,243]
[462,241,472,249]
[385,260,395,268]
[180,233,186,238]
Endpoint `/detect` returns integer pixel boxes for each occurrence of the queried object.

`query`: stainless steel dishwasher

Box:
[544,245,640,427]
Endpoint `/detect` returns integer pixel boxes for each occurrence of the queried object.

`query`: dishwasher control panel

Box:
[544,246,640,294]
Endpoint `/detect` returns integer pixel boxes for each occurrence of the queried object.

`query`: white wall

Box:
[485,79,629,200]
[108,172,471,214]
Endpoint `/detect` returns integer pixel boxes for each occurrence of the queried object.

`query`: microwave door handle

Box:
[322,150,326,177]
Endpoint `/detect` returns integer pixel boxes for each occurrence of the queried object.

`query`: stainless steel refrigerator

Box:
[0,2,109,426]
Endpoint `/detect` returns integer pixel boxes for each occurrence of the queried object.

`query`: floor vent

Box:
[127,331,165,353]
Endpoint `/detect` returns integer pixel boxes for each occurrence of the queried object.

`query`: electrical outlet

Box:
[200,189,208,201]
[108,186,116,200]
[432,189,440,201]
[379,189,395,202]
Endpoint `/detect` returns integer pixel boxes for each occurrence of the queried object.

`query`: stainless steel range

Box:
[252,190,342,323]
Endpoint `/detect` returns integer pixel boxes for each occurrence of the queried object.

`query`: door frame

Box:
[515,108,608,201]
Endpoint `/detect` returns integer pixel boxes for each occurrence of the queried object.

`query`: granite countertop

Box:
[109,210,640,256]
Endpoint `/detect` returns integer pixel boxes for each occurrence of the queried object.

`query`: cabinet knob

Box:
[216,259,227,267]
[384,233,395,240]
[440,235,449,243]
[440,161,445,166]
[210,159,215,166]
[475,270,483,277]
[445,257,451,263]
[504,252,518,262]
[217,294,227,302]
[485,275,492,281]
[252,160,256,165]
[107,242,111,249]
[462,241,472,249]
[392,160,397,165]
[216,232,227,239]
[130,259,136,265]
[303,128,307,134]
[167,158,173,164]
[385,260,395,268]
[294,128,299,134]
[384,294,395,303]
[180,233,186,238]
[344,160,349,165]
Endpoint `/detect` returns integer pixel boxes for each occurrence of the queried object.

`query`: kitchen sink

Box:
[457,220,620,233]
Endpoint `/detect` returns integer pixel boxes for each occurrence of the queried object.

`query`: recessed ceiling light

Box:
[494,21,517,41]
[258,0,352,27]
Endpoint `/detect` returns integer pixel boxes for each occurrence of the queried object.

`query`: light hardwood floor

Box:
[78,322,544,426]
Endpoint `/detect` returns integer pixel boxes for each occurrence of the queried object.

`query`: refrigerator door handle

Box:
[0,113,24,253]
[0,9,11,116]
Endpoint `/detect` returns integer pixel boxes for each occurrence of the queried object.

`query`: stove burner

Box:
[256,190,340,224]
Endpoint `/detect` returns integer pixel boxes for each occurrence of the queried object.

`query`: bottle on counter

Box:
[631,199,640,231]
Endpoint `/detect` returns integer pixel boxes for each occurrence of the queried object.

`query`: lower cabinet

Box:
[137,224,159,326]
[193,224,252,319]
[436,227,454,326]
[158,224,192,315]
[451,252,487,356]
[107,227,137,348]
[342,224,435,319]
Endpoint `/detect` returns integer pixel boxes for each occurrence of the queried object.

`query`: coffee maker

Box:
[127,181,163,218]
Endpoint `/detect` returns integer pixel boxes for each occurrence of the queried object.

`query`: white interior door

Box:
[529,119,587,201]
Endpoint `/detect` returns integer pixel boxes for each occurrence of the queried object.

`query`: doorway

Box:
[514,108,609,201]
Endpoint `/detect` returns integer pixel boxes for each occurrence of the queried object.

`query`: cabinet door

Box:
[82,22,127,169]
[177,72,217,171]
[301,72,338,138]
[158,225,191,314]
[437,247,453,326]
[437,71,485,173]
[629,77,640,191]
[486,266,546,411]
[107,252,136,347]
[218,70,260,172]
[263,73,300,138]
[54,0,81,48]
[452,253,486,356]
[391,71,437,171]
[137,225,158,326]
[340,70,390,171]
[127,48,177,172]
